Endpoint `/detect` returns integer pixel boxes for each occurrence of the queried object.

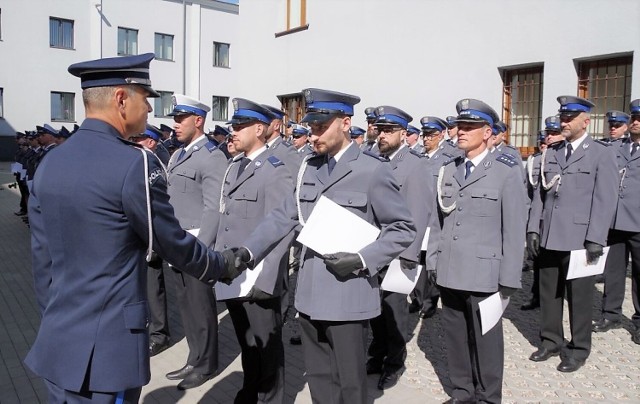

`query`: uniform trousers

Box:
[147,257,170,345]
[298,313,368,404]
[538,248,594,361]
[602,229,640,327]
[409,270,440,313]
[45,380,141,404]
[170,268,218,374]
[226,297,284,404]
[17,177,29,211]
[440,287,504,404]
[368,290,408,372]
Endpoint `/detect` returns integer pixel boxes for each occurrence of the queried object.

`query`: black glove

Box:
[499,285,517,299]
[323,252,364,280]
[147,251,163,269]
[584,241,604,264]
[526,232,540,258]
[219,248,247,285]
[235,247,252,267]
[427,270,437,285]
[399,258,418,271]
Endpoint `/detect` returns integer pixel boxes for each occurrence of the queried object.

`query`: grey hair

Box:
[82,86,136,110]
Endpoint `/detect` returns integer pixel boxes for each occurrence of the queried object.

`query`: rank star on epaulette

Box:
[496,154,517,167]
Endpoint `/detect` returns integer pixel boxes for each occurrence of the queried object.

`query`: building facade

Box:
[0,0,238,145]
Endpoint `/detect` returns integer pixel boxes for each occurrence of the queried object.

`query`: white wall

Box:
[235,0,640,130]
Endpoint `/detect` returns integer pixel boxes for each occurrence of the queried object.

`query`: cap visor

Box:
[301,112,336,124]
[142,86,160,98]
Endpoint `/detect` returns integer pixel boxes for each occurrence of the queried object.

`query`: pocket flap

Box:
[573,214,590,225]
[236,188,258,201]
[177,167,197,180]
[123,301,148,330]
[332,191,367,207]
[477,247,502,259]
[471,188,499,200]
[299,186,318,202]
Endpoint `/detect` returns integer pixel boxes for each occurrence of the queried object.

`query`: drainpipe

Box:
[182,0,187,94]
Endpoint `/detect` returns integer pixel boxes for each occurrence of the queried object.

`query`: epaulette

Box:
[282,140,292,147]
[533,151,542,157]
[204,140,219,152]
[502,152,518,160]
[594,139,612,147]
[267,155,284,167]
[444,155,464,167]
[363,150,388,161]
[442,152,454,159]
[496,153,518,167]
[409,149,424,158]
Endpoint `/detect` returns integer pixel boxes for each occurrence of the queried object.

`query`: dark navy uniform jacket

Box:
[24,119,226,393]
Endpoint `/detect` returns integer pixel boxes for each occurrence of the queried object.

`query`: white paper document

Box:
[296,196,380,255]
[420,227,431,251]
[478,292,510,335]
[215,260,264,300]
[567,247,610,280]
[10,162,22,174]
[381,260,422,294]
[186,228,200,237]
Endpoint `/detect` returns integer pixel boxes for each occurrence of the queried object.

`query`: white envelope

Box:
[567,247,610,280]
[215,260,264,300]
[478,292,510,335]
[381,260,422,294]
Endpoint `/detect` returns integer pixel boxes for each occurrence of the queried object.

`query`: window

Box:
[578,56,633,137]
[50,17,74,49]
[278,93,304,123]
[213,42,230,68]
[51,92,75,121]
[154,91,174,118]
[211,96,229,121]
[0,88,4,118]
[154,33,174,61]
[118,27,138,56]
[0,9,3,41]
[276,0,308,37]
[501,65,543,154]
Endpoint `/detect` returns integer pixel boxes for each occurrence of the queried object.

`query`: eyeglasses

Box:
[421,131,439,139]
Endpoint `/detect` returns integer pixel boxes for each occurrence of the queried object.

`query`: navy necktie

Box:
[236,157,250,179]
[566,143,573,162]
[328,157,337,174]
[632,143,638,156]
[176,148,186,162]
[464,160,473,179]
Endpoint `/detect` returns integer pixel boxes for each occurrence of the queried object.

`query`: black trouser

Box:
[440,287,504,404]
[410,269,440,313]
[538,248,594,361]
[170,268,218,375]
[147,256,170,345]
[227,298,284,404]
[16,175,29,211]
[602,229,640,329]
[299,313,369,404]
[45,380,141,404]
[368,290,408,372]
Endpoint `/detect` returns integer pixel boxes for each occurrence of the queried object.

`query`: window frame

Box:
[50,91,75,122]
[211,96,229,121]
[49,17,74,50]
[154,91,174,118]
[117,26,139,56]
[213,42,230,68]
[154,32,174,61]
[0,8,3,41]
[276,0,309,37]
[278,93,304,124]
[0,87,4,118]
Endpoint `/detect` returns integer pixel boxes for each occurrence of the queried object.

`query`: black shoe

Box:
[420,307,437,319]
[177,372,214,390]
[632,330,640,345]
[529,347,560,362]
[444,399,475,404]
[366,361,382,375]
[377,368,403,390]
[166,364,194,380]
[592,318,621,333]
[149,340,170,357]
[14,210,27,216]
[408,301,421,314]
[557,357,585,373]
[520,299,540,311]
[289,335,302,345]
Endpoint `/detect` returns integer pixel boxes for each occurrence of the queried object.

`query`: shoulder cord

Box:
[619,167,627,191]
[540,147,561,192]
[219,155,243,214]
[296,155,312,226]
[138,148,153,262]
[436,164,456,214]
[526,155,537,187]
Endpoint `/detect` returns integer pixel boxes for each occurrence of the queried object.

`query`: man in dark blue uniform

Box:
[24,53,243,403]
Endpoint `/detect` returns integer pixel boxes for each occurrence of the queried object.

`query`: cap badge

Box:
[377,106,385,116]
[255,160,262,167]
[461,99,470,110]
[232,99,239,112]
[583,143,589,149]
[304,89,312,103]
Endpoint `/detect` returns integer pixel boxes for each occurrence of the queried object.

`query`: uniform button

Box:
[457,206,462,211]
[242,193,246,197]
[620,195,624,199]
[459,192,464,197]
[554,206,558,209]
[453,236,459,240]
[348,200,353,204]
[492,253,496,257]
[483,193,487,197]
[225,211,230,215]
[623,185,627,189]
[225,227,229,231]
[224,244,228,248]
[456,222,461,226]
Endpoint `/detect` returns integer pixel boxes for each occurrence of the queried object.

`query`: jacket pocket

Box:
[176,167,197,193]
[332,191,368,214]
[235,187,259,218]
[470,188,499,217]
[123,301,148,330]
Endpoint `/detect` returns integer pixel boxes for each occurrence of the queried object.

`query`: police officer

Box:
[436,99,526,403]
[34,124,59,172]
[367,106,438,390]
[409,116,462,318]
[405,124,423,153]
[165,94,229,389]
[215,98,294,403]
[24,53,242,403]
[491,120,523,167]
[262,104,302,177]
[361,106,379,152]
[233,88,416,404]
[445,115,458,144]
[349,125,366,146]
[13,133,30,216]
[604,110,630,142]
[527,96,618,372]
[593,100,640,344]
[291,124,313,154]
[208,124,232,159]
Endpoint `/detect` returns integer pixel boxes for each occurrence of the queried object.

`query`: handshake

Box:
[218,247,252,284]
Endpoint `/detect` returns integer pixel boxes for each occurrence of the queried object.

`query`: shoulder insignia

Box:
[267,155,284,167]
[409,149,424,158]
[282,140,292,147]
[444,155,463,167]
[496,153,518,167]
[594,139,611,147]
[204,140,218,152]
[442,152,454,158]
[363,150,388,161]
[148,167,164,186]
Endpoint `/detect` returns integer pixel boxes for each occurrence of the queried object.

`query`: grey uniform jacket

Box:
[243,142,416,321]
[527,135,618,250]
[525,152,542,202]
[167,137,228,247]
[426,141,463,175]
[214,150,294,297]
[268,136,302,179]
[611,139,640,232]
[436,152,527,292]
[297,143,314,156]
[388,146,440,270]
